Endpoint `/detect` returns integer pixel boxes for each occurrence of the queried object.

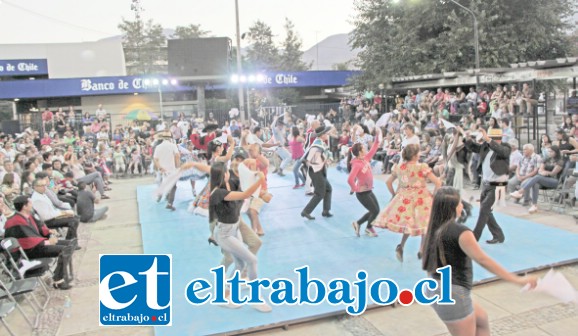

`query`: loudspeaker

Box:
[168,37,232,78]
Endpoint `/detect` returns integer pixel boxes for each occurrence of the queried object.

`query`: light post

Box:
[234,0,246,122]
[144,78,178,122]
[448,0,480,89]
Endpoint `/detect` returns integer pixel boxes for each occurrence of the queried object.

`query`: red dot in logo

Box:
[151,316,157,321]
[399,290,414,305]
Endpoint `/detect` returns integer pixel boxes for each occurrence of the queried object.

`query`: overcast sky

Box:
[0,0,356,50]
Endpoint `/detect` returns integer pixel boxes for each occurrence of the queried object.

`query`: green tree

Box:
[351,0,575,88]
[172,24,210,39]
[332,62,351,71]
[279,18,311,71]
[245,20,280,71]
[118,18,166,75]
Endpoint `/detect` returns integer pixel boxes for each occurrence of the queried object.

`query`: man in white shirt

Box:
[153,131,180,211]
[507,139,523,174]
[271,117,291,176]
[501,118,515,143]
[95,104,107,122]
[31,178,79,240]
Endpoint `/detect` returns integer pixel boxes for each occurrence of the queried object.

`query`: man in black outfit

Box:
[463,127,510,244]
[301,126,333,220]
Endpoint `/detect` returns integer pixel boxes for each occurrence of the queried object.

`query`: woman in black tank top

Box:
[422,187,537,335]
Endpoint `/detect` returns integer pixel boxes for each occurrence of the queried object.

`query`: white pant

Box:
[275,147,292,170]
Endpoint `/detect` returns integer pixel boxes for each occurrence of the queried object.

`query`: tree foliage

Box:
[279,18,311,71]
[172,24,210,39]
[351,0,575,88]
[245,20,280,71]
[118,18,166,75]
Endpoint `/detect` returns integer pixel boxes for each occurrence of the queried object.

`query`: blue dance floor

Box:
[136,169,578,336]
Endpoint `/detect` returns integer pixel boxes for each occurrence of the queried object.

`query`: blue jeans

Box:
[293,158,305,185]
[521,175,559,205]
[215,222,258,280]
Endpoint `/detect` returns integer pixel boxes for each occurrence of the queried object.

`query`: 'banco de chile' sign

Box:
[0,59,48,76]
[80,77,162,92]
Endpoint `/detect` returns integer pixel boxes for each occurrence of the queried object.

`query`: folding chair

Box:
[0,238,52,309]
[539,168,574,213]
[0,298,18,336]
[0,254,41,330]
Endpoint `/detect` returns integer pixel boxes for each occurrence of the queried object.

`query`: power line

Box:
[0,0,116,37]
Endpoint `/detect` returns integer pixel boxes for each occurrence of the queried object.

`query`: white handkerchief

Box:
[521,269,578,304]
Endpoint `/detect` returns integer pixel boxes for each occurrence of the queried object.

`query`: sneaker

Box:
[251,302,272,313]
[365,227,378,237]
[528,205,538,213]
[352,222,360,237]
[293,185,300,189]
[510,190,524,199]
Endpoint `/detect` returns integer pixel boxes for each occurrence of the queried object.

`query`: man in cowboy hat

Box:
[301,125,333,220]
[153,130,180,211]
[462,126,510,244]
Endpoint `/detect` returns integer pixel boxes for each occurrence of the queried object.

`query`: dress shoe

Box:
[74,246,82,251]
[53,282,73,290]
[395,244,404,263]
[301,212,315,220]
[321,212,333,218]
[486,238,504,244]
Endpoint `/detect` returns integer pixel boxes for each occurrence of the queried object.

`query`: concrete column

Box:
[197,84,206,119]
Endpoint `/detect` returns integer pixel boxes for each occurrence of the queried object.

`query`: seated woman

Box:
[0,173,18,211]
[510,146,564,214]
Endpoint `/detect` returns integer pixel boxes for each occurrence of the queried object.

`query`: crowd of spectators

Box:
[1,85,576,292]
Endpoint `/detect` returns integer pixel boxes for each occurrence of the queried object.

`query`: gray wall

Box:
[0,38,126,78]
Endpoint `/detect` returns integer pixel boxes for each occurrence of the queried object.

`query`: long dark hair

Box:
[422,187,462,273]
[208,161,227,223]
[291,126,300,139]
[549,145,561,161]
[346,143,363,172]
[207,140,222,162]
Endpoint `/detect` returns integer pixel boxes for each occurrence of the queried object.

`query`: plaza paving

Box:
[3,175,577,336]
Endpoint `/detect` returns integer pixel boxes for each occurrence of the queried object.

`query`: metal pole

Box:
[246,87,251,122]
[234,0,245,122]
[449,0,479,88]
[12,102,17,121]
[158,86,164,122]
